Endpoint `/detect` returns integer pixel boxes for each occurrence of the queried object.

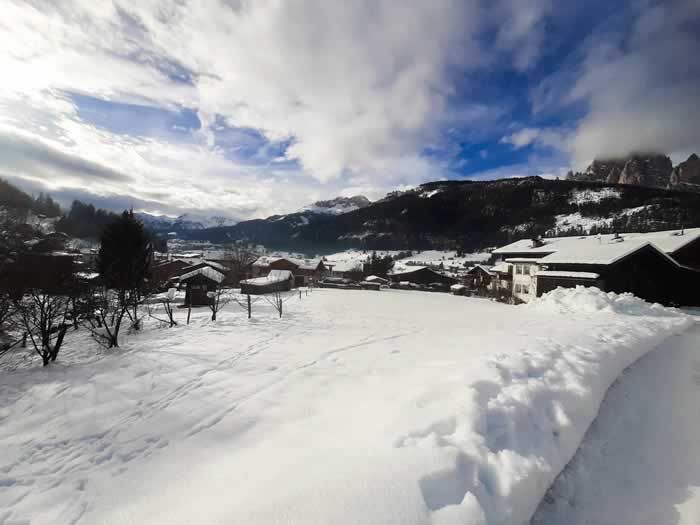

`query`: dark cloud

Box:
[0,131,132,183]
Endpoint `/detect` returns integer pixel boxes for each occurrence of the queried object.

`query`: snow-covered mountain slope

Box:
[135,212,238,231]
[0,288,692,525]
[191,177,700,251]
[299,195,371,215]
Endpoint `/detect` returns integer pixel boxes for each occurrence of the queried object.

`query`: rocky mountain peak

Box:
[568,152,681,190]
[617,153,672,187]
[301,195,371,215]
[670,153,700,189]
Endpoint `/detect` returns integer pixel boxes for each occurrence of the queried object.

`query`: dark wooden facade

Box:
[541,245,700,306]
[466,265,493,291]
[669,235,700,270]
[389,267,458,287]
[180,273,218,307]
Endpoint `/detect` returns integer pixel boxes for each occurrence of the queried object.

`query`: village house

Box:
[322,261,364,280]
[152,259,193,287]
[491,228,700,306]
[388,267,459,289]
[490,261,513,299]
[464,264,494,294]
[240,270,294,295]
[251,256,326,287]
[178,266,225,307]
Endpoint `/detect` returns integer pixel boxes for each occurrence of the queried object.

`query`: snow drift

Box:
[0,287,692,525]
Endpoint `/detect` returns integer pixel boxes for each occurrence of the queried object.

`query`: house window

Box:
[523,265,530,275]
[514,265,521,275]
[514,283,521,293]
[522,285,529,294]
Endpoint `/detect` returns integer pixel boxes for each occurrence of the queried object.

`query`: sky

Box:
[0,0,698,221]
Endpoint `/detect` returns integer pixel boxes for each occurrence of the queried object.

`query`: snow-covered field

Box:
[0,288,692,525]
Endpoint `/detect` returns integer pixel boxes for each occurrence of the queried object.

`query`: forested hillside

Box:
[182,177,700,252]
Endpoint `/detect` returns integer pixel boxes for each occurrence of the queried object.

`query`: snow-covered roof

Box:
[269,269,293,280]
[241,269,292,286]
[535,270,600,280]
[492,262,511,273]
[365,275,388,283]
[287,257,322,271]
[537,240,680,267]
[326,260,362,272]
[179,266,225,284]
[252,256,321,271]
[467,264,494,275]
[493,227,700,255]
[450,284,467,290]
[201,260,228,271]
[252,256,276,267]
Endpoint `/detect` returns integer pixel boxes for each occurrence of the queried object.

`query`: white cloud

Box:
[532,0,700,169]
[502,128,541,148]
[0,1,561,218]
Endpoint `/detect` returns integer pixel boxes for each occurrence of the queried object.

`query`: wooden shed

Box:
[179,266,225,307]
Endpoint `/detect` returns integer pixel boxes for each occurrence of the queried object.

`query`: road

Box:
[532,321,700,525]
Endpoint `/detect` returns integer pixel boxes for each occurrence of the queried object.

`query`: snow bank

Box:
[529,285,673,316]
[0,288,692,525]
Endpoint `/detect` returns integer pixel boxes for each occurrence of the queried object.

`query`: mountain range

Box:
[177,174,700,252]
[3,151,700,254]
[137,195,373,234]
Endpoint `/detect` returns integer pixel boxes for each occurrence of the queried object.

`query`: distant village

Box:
[148,226,700,308]
[4,217,700,319]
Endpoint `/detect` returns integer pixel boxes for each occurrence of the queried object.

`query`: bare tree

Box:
[263,290,295,318]
[207,285,233,321]
[15,290,72,366]
[222,243,257,286]
[86,288,133,348]
[147,288,178,327]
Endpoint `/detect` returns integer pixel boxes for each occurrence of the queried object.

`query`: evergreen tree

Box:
[94,211,152,347]
[363,251,394,277]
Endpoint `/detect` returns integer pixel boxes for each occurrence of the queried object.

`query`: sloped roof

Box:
[365,275,389,283]
[491,262,511,273]
[536,270,600,279]
[179,266,225,284]
[466,264,494,275]
[241,269,292,286]
[252,256,321,271]
[287,257,322,271]
[537,240,680,267]
[268,269,293,280]
[492,227,700,255]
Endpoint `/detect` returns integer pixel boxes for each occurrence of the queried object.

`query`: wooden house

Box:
[388,267,458,288]
[491,227,700,306]
[490,262,512,296]
[492,228,700,267]
[240,270,294,295]
[152,260,193,287]
[251,256,326,287]
[178,266,225,307]
[465,264,494,293]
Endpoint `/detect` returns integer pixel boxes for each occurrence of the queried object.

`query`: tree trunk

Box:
[50,325,68,362]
